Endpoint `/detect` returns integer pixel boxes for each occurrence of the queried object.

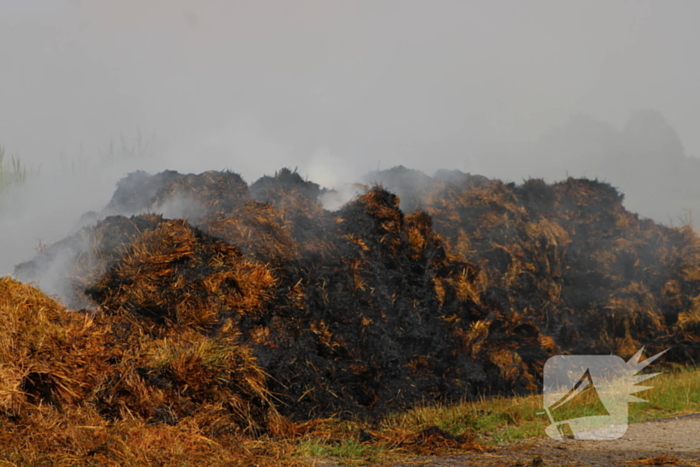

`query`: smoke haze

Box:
[2,0,700,275]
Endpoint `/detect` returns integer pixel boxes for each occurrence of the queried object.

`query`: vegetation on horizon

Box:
[0,143,30,194]
[99,128,160,164]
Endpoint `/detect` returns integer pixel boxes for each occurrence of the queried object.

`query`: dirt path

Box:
[389,414,700,466]
[306,415,700,466]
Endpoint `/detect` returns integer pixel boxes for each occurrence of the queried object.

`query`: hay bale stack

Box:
[366,166,700,362]
[379,168,700,361]
[364,165,435,213]
[0,275,281,430]
[201,201,299,263]
[88,320,281,437]
[15,214,167,309]
[13,166,700,425]
[239,186,551,420]
[86,218,276,332]
[0,276,288,464]
[250,168,338,259]
[0,277,101,415]
[69,217,281,434]
[103,170,249,219]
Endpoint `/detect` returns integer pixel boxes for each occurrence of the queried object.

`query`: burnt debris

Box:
[12,166,700,426]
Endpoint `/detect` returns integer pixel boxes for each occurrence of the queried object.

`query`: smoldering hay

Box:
[9,166,700,430]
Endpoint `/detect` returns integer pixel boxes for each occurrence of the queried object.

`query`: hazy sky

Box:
[2,1,699,172]
[2,0,700,274]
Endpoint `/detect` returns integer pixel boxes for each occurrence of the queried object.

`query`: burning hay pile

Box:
[0,277,297,465]
[8,166,700,461]
[368,166,700,361]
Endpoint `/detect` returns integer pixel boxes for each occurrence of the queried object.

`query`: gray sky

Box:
[2,1,699,168]
[2,0,700,274]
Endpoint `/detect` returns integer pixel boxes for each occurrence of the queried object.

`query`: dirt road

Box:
[302,415,700,466]
[387,414,700,466]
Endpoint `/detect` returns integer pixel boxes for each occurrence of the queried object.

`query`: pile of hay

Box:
[13,166,700,433]
[397,169,700,361]
[0,276,294,465]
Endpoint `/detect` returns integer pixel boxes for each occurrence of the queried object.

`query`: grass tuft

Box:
[0,144,30,194]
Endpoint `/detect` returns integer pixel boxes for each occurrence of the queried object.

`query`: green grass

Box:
[294,364,700,463]
[628,363,700,423]
[406,364,700,445]
[296,438,381,463]
[381,392,545,445]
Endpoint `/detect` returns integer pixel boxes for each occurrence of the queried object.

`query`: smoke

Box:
[3,1,700,277]
[490,110,700,225]
[1,164,118,278]
[13,228,94,310]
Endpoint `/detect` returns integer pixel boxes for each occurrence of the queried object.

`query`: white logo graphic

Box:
[541,347,669,440]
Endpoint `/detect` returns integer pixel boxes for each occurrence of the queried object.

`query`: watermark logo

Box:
[541,347,669,440]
